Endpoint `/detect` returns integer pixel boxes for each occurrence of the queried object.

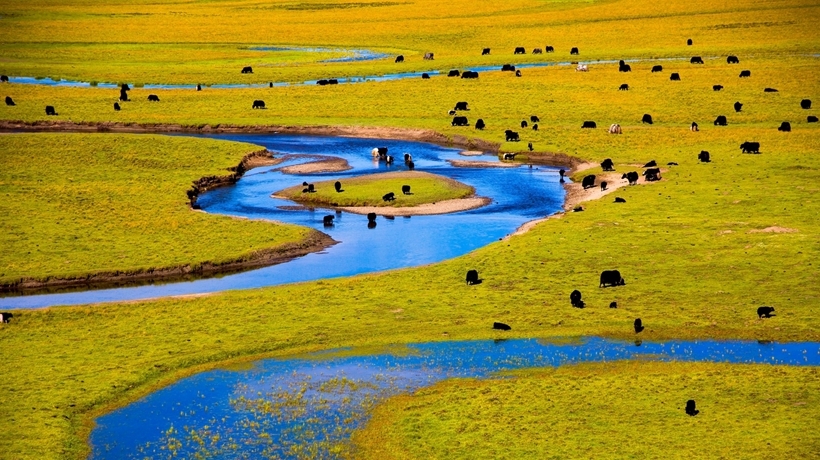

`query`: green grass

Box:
[0,0,819,458]
[0,133,312,286]
[275,171,475,208]
[352,361,820,459]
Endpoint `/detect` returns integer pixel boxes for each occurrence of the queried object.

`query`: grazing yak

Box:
[582,175,596,189]
[448,110,457,116]
[521,120,528,128]
[686,400,700,416]
[714,115,728,126]
[614,197,626,203]
[5,96,15,106]
[668,162,679,166]
[452,116,469,126]
[764,87,778,92]
[582,121,597,129]
[690,56,704,64]
[570,47,579,55]
[252,100,266,109]
[619,83,629,91]
[610,302,618,308]
[619,60,631,72]
[643,160,657,167]
[600,270,626,287]
[45,105,57,116]
[801,99,812,109]
[454,101,469,111]
[713,85,723,91]
[727,55,740,64]
[757,306,775,318]
[687,38,693,45]
[532,124,538,131]
[482,48,491,55]
[698,150,711,162]
[643,168,661,181]
[461,71,479,79]
[530,115,540,123]
[302,183,315,193]
[570,290,585,308]
[466,269,479,285]
[514,47,526,54]
[334,181,343,192]
[0,75,8,82]
[501,64,516,72]
[691,121,699,131]
[475,119,486,130]
[147,94,160,102]
[119,89,129,101]
[670,73,681,81]
[493,322,512,331]
[383,192,396,202]
[600,181,608,191]
[113,102,120,111]
[642,114,654,124]
[545,46,554,52]
[601,158,615,171]
[532,48,542,54]
[808,115,818,123]
[0,312,13,323]
[609,124,622,134]
[739,70,751,77]
[424,52,434,60]
[323,215,334,226]
[740,141,760,154]
[395,55,404,63]
[515,70,522,77]
[402,185,412,195]
[575,64,588,72]
[778,122,791,132]
[447,69,460,77]
[505,130,520,141]
[503,153,517,160]
[651,65,663,73]
[634,318,645,333]
[241,66,253,74]
[734,101,743,112]
[197,84,202,91]
[622,171,639,185]
[421,73,430,79]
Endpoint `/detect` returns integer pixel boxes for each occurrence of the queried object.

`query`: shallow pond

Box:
[1,133,564,309]
[89,337,820,459]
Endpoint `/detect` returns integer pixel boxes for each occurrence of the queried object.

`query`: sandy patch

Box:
[459,150,485,156]
[506,165,662,239]
[449,159,519,168]
[276,157,351,174]
[748,226,799,234]
[341,197,491,216]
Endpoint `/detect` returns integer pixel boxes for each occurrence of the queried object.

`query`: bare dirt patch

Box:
[448,159,519,168]
[341,197,491,216]
[276,157,351,174]
[748,226,799,234]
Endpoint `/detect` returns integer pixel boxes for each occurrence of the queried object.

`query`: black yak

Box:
[600,270,626,287]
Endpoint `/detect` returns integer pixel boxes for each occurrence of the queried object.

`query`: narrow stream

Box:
[0,133,564,309]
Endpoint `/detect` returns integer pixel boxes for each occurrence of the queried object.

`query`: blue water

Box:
[0,133,564,309]
[89,337,820,459]
[4,55,693,89]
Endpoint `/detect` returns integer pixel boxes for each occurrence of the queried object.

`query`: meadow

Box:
[0,0,818,458]
[275,171,475,208]
[353,361,820,459]
[0,134,317,289]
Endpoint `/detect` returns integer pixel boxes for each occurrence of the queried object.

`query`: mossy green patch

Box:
[0,133,312,286]
[275,171,474,208]
[352,361,820,459]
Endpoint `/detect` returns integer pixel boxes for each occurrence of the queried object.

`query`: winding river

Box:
[89,337,820,459]
[0,133,565,309]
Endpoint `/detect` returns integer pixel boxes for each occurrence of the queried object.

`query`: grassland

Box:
[0,0,818,458]
[0,133,318,289]
[352,361,820,459]
[275,171,475,208]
